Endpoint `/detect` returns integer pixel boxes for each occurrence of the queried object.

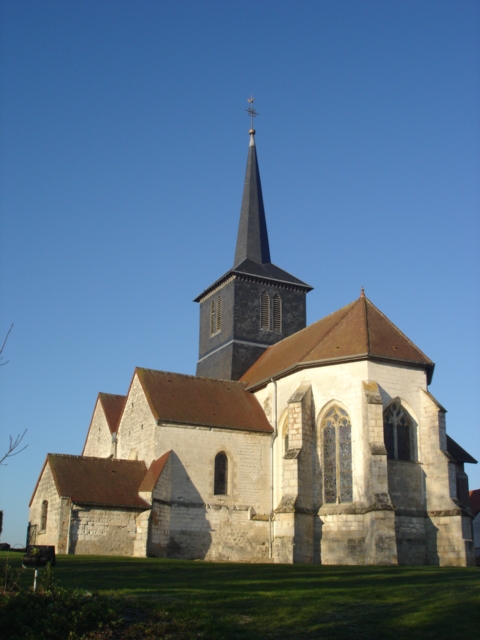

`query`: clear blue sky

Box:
[1,0,479,545]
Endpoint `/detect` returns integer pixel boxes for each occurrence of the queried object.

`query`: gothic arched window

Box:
[322,405,353,504]
[41,500,48,531]
[214,452,228,495]
[273,294,282,333]
[261,292,270,330]
[383,402,412,461]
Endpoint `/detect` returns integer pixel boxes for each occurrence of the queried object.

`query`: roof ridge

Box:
[99,392,126,399]
[296,298,361,362]
[135,366,247,386]
[364,296,371,353]
[365,297,433,363]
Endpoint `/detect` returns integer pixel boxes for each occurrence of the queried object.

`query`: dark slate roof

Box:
[30,454,150,508]
[469,489,480,516]
[139,451,171,492]
[135,368,273,433]
[99,393,126,434]
[446,435,478,464]
[194,133,312,302]
[241,294,435,388]
[234,134,271,266]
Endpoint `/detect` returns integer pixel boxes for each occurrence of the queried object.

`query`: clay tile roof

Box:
[446,436,478,465]
[240,295,435,388]
[139,450,171,492]
[99,393,126,434]
[469,489,480,516]
[43,454,149,508]
[135,368,272,433]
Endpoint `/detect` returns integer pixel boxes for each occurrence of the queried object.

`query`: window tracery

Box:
[322,405,353,503]
[383,402,412,461]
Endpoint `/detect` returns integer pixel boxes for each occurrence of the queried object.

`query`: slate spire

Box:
[233,130,271,267]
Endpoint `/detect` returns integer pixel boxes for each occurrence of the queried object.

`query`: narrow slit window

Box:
[261,292,270,330]
[41,500,48,531]
[214,452,228,495]
[273,294,282,332]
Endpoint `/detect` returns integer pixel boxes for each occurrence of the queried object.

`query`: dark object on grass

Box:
[22,545,56,568]
[0,542,10,551]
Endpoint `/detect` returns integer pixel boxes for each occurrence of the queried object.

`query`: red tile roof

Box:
[99,393,126,434]
[135,368,272,433]
[139,451,171,492]
[240,295,434,388]
[470,489,480,516]
[31,454,150,508]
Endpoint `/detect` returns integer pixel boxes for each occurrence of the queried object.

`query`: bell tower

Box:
[195,103,312,380]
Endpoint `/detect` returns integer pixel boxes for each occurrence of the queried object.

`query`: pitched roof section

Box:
[139,450,171,492]
[234,133,271,266]
[40,454,149,508]
[99,393,126,434]
[447,436,478,465]
[469,489,480,516]
[135,368,273,433]
[241,295,435,388]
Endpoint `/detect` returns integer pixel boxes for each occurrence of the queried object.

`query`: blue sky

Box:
[1,0,479,545]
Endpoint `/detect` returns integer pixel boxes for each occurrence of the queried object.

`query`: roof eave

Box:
[156,418,273,434]
[245,353,434,391]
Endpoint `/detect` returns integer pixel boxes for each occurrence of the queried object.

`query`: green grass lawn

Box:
[1,552,479,639]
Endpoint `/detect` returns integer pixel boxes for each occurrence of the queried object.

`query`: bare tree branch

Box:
[0,430,28,465]
[0,323,13,366]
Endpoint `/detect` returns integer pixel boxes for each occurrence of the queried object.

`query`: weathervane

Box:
[246,96,258,133]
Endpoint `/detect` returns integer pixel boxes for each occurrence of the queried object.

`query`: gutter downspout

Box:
[269,377,278,559]
[65,500,72,555]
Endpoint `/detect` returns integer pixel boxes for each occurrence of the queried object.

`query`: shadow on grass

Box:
[2,554,478,639]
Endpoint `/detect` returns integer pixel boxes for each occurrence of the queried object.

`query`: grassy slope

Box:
[2,552,479,639]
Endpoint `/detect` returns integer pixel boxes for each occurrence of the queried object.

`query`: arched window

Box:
[214,452,228,495]
[322,405,353,504]
[210,300,216,336]
[41,500,48,531]
[261,292,270,330]
[273,294,282,333]
[383,402,412,461]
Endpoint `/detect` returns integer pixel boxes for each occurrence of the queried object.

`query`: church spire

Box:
[233,101,271,267]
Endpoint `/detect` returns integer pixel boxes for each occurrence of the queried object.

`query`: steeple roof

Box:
[194,131,312,302]
[234,132,271,266]
[240,294,435,388]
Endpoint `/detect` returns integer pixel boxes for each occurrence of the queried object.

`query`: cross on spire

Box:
[246,96,258,133]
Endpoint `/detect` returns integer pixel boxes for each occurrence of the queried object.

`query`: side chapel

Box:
[29,117,477,566]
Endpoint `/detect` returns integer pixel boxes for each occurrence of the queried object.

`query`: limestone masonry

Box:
[29,126,477,565]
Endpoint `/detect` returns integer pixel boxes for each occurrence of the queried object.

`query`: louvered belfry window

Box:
[383,402,412,461]
[273,294,282,333]
[261,292,270,330]
[209,296,222,336]
[216,296,222,332]
[322,406,353,504]
[214,452,228,495]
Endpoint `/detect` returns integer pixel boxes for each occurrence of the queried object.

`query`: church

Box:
[29,120,477,566]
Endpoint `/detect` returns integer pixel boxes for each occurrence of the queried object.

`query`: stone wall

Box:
[29,463,63,549]
[82,399,113,458]
[69,506,145,556]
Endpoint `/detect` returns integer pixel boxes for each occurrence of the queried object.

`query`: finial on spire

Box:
[246,95,258,136]
[360,286,365,298]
